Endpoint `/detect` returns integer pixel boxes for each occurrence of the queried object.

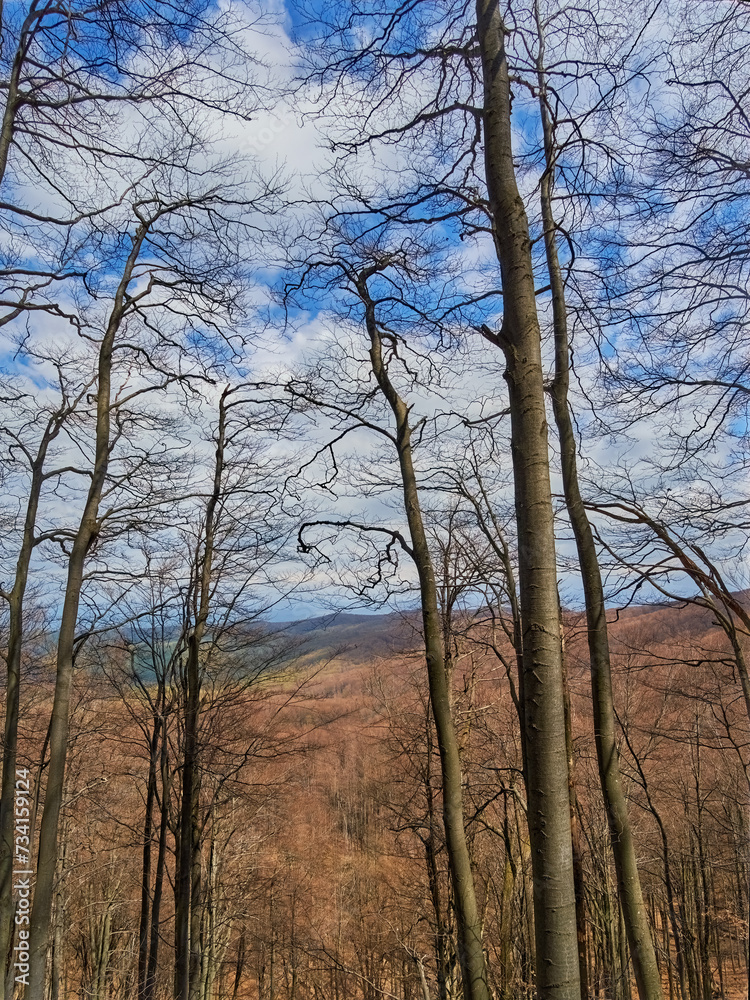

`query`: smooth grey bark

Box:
[474,3,579,998]
[533,15,663,1000]
[356,271,490,1000]
[27,219,150,1000]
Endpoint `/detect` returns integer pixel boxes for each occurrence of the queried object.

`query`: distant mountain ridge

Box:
[270,610,422,663]
[270,589,750,665]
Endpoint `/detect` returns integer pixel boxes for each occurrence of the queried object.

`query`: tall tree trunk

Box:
[175,389,227,1000]
[662,903,676,1000]
[474,4,579,998]
[356,273,490,1000]
[176,636,202,1000]
[510,786,535,996]
[0,396,78,992]
[561,650,590,1000]
[531,10,663,1000]
[691,724,712,1000]
[188,659,204,1000]
[424,719,450,1000]
[27,220,149,1000]
[498,802,516,998]
[231,929,246,1000]
[538,48,662,1000]
[138,713,161,1000]
[145,713,171,1000]
[50,811,69,1000]
[90,903,112,1000]
[0,493,39,991]
[200,839,216,1000]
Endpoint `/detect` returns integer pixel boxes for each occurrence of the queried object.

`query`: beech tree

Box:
[531,7,662,997]
[0,364,92,989]
[171,384,294,1000]
[0,0,280,982]
[297,1,583,991]
[286,239,491,1000]
[27,181,252,1000]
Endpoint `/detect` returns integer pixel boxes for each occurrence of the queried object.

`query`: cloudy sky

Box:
[0,0,747,630]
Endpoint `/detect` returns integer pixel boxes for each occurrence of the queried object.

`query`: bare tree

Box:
[22,168,270,998]
[296,0,589,986]
[283,235,491,1000]
[529,5,663,997]
[0,365,92,992]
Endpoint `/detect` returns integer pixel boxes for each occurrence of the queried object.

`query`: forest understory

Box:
[8,599,748,1000]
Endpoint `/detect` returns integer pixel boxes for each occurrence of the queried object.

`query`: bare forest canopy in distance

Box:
[0,3,748,1000]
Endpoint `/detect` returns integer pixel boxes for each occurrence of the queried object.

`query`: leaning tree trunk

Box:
[0,462,45,989]
[0,7,36,187]
[0,398,78,993]
[474,4,579,999]
[357,273,490,1000]
[422,703,451,1000]
[27,220,149,1000]
[533,15,663,1000]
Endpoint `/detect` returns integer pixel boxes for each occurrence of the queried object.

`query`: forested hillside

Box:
[10,601,749,1000]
